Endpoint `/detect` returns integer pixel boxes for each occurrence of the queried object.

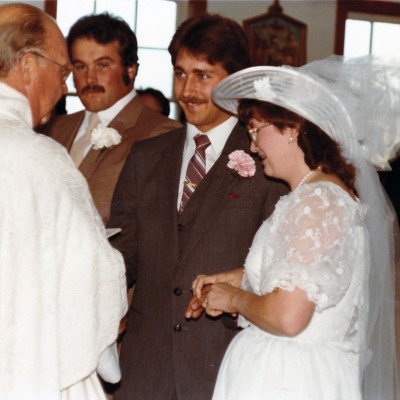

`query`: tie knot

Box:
[194,134,210,149]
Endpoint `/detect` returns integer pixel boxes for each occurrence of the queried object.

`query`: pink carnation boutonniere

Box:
[227,150,256,178]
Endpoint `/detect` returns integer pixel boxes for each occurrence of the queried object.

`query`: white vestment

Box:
[0,82,127,399]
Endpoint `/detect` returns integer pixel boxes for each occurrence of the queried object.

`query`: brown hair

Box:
[0,3,48,77]
[238,99,357,193]
[168,14,251,74]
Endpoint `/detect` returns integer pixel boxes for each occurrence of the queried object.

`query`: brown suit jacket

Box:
[108,123,288,400]
[43,96,181,222]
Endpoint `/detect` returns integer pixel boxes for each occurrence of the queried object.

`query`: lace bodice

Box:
[240,182,368,351]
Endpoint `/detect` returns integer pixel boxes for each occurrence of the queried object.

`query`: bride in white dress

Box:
[187,57,399,400]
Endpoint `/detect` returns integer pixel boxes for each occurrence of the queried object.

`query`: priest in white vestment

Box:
[0,4,127,399]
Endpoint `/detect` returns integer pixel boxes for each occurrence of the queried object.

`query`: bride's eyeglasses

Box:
[247,123,273,142]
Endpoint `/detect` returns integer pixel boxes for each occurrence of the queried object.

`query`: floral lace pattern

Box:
[240,182,367,350]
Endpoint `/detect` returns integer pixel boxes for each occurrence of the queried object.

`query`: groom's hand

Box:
[185,284,211,320]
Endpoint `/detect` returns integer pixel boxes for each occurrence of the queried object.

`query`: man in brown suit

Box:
[43,13,180,223]
[108,14,287,400]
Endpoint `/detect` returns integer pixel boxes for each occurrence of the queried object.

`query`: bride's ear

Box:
[286,127,300,144]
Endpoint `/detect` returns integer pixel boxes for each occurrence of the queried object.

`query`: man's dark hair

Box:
[137,88,170,117]
[168,14,251,74]
[67,13,138,67]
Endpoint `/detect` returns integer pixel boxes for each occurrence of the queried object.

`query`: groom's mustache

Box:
[80,85,105,95]
[178,95,207,105]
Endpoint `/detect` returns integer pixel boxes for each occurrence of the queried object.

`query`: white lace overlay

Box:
[240,182,367,350]
[214,182,369,400]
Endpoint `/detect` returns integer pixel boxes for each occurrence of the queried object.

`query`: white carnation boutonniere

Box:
[227,150,256,178]
[90,126,122,150]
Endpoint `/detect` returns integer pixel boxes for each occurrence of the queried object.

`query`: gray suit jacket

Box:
[108,123,288,400]
[43,96,181,222]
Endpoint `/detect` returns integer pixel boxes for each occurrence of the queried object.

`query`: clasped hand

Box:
[185,268,243,319]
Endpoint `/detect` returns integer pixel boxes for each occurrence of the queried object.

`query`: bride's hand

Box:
[203,283,241,317]
[191,274,218,300]
[191,267,244,300]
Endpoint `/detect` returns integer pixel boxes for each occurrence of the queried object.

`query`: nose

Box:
[86,66,97,85]
[250,140,258,153]
[180,75,196,97]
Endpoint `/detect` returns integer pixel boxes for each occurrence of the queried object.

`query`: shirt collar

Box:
[186,116,238,153]
[85,89,136,127]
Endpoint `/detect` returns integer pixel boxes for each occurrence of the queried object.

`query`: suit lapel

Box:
[79,96,143,179]
[157,130,186,264]
[179,123,251,263]
[50,111,84,151]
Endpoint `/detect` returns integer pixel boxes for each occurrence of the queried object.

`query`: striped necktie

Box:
[179,134,211,213]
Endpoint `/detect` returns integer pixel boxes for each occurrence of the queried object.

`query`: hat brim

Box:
[212,65,358,161]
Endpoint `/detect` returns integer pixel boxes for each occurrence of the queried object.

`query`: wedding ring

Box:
[203,299,208,305]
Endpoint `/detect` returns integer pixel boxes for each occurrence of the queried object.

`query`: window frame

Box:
[335,0,400,55]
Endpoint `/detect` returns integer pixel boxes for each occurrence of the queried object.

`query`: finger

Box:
[202,297,209,308]
[191,275,206,298]
[185,296,204,319]
[205,309,223,318]
[190,307,205,320]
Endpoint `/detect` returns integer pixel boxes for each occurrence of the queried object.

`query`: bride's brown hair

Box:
[238,99,357,193]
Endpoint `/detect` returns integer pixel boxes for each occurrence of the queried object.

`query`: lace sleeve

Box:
[260,185,363,312]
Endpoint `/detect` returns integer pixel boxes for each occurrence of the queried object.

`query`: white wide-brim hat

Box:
[212,56,400,169]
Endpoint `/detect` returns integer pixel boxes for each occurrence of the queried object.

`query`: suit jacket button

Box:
[177,224,183,231]
[173,287,182,296]
[173,324,182,332]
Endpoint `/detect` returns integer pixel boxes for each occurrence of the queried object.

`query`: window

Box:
[344,14,400,58]
[335,0,400,59]
[56,0,177,116]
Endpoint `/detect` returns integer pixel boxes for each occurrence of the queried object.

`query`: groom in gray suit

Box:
[108,14,287,400]
[43,13,180,223]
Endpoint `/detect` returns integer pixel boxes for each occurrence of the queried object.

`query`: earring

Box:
[288,135,294,144]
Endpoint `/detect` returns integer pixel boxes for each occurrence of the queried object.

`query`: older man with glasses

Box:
[0,3,127,399]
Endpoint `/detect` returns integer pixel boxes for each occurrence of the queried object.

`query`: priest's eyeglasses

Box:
[247,123,273,142]
[30,51,73,82]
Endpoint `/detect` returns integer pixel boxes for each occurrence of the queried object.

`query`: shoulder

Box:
[124,126,184,166]
[286,182,363,223]
[40,111,84,137]
[0,127,78,183]
[136,106,182,135]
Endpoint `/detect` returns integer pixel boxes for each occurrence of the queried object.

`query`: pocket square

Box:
[226,192,240,199]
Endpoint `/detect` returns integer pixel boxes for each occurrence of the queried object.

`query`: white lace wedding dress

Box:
[213,182,367,400]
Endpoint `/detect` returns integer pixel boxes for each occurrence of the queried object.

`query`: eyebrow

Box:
[174,66,213,75]
[72,56,115,64]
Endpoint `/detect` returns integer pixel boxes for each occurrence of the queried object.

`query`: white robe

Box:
[0,82,127,399]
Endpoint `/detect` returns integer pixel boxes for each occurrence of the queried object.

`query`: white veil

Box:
[212,55,400,400]
[304,56,400,399]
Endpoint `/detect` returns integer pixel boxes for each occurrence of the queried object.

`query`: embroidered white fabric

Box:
[0,82,127,398]
[240,183,366,346]
[213,183,367,399]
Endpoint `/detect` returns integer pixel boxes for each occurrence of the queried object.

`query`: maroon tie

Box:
[179,134,211,213]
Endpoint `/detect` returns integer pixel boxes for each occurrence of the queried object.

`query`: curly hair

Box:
[238,99,357,193]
